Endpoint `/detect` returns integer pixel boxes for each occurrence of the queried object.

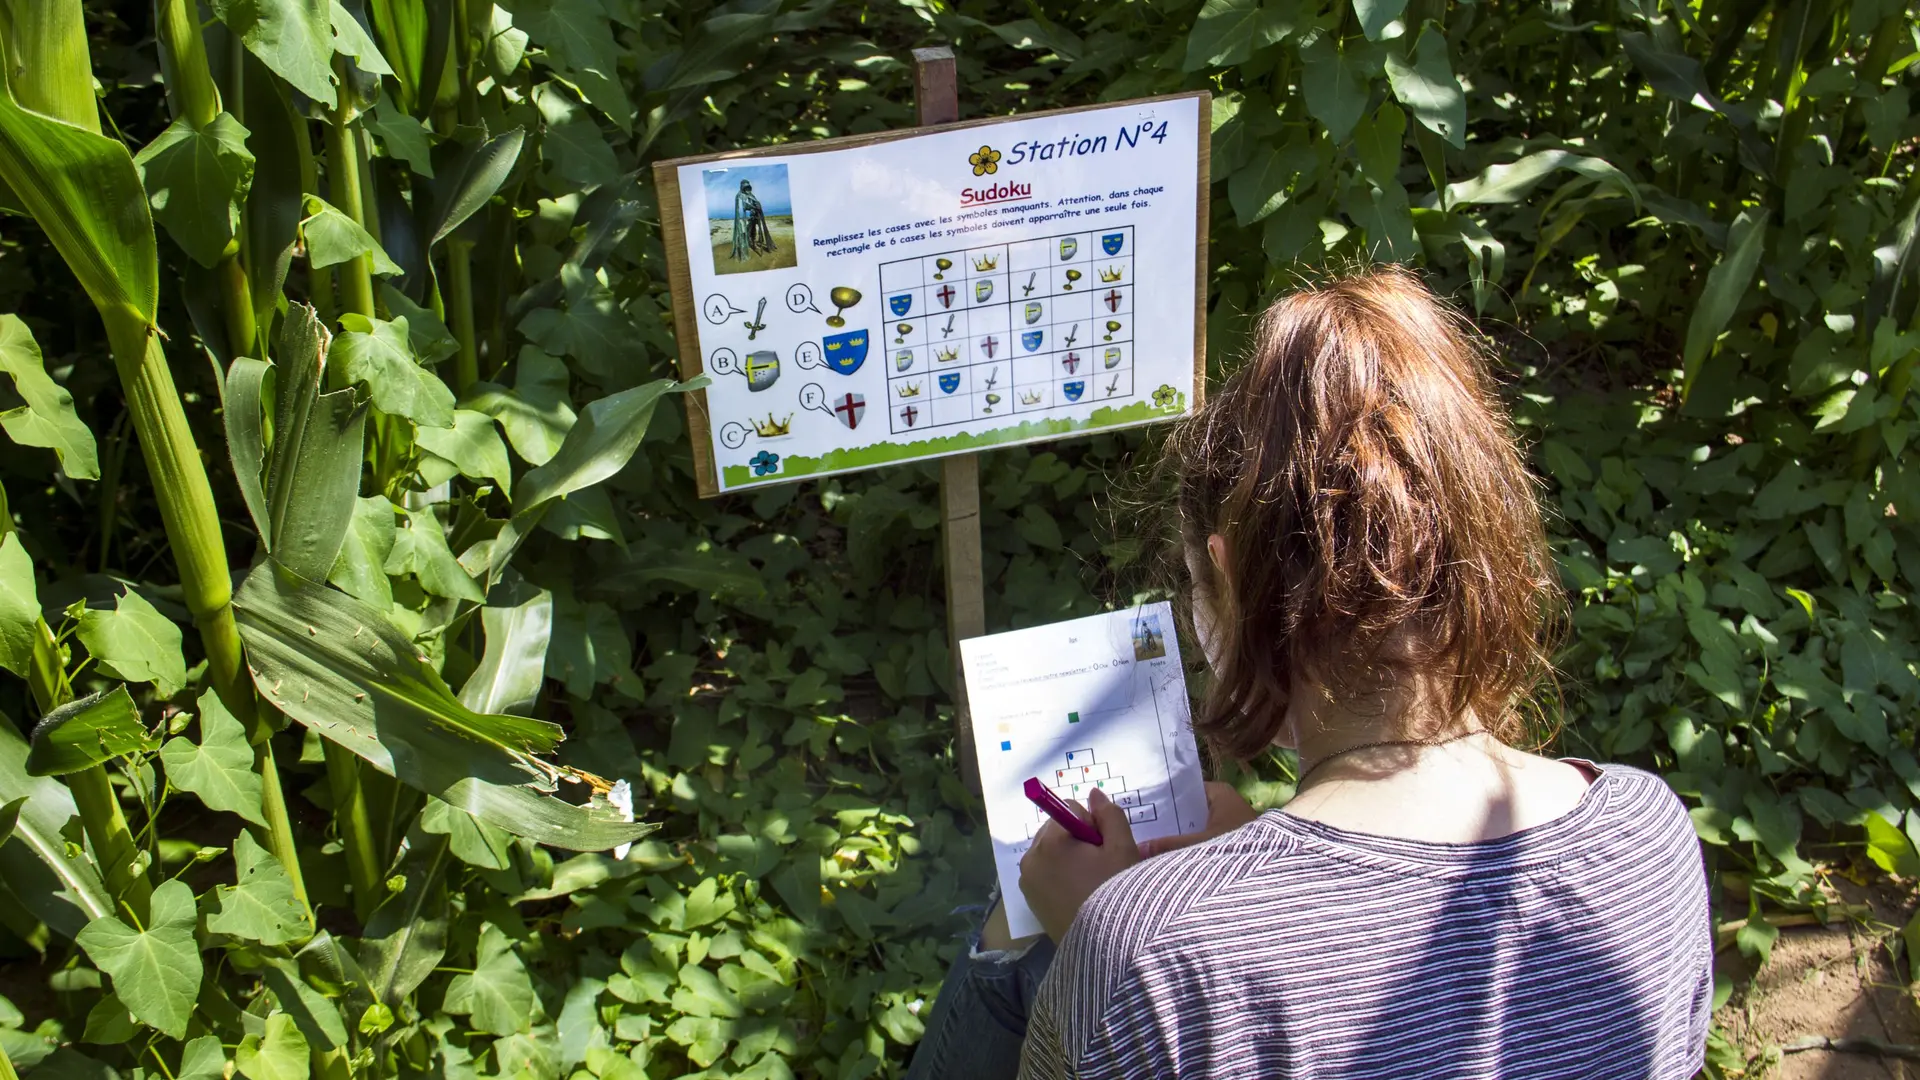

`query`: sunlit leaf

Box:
[75,589,186,697]
[459,585,553,716]
[26,687,153,777]
[300,195,403,274]
[415,410,513,495]
[1300,32,1371,142]
[75,880,201,1039]
[327,495,396,608]
[464,348,577,466]
[133,113,255,268]
[206,832,312,946]
[0,533,39,678]
[211,0,335,105]
[385,504,485,602]
[0,315,99,479]
[1682,208,1768,399]
[0,716,111,935]
[1384,26,1465,149]
[235,1013,309,1080]
[329,0,393,75]
[160,690,266,826]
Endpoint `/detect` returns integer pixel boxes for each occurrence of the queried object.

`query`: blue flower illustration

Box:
[750,450,781,476]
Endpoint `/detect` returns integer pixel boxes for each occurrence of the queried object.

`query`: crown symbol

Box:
[972,254,999,272]
[935,346,958,362]
[1020,389,1044,405]
[1098,265,1124,283]
[753,413,793,437]
[897,381,922,398]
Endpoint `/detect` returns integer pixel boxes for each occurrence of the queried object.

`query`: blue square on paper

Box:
[1000,740,1011,751]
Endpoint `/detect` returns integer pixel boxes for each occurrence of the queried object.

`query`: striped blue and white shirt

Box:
[1018,760,1712,1079]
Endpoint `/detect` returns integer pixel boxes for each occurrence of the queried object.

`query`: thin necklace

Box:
[1295,730,1484,789]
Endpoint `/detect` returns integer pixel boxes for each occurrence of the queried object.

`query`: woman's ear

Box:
[1206,533,1229,582]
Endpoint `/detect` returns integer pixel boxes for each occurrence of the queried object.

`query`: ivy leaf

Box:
[1182,0,1294,70]
[133,113,255,268]
[531,85,619,188]
[74,879,202,1039]
[0,532,39,678]
[516,0,634,131]
[178,1035,228,1080]
[465,348,577,466]
[547,591,633,698]
[378,283,458,362]
[385,504,485,602]
[26,687,155,777]
[160,690,266,826]
[1300,32,1371,142]
[329,0,392,75]
[1355,0,1409,40]
[81,993,135,1045]
[300,195,403,275]
[1384,26,1466,149]
[206,832,313,946]
[415,410,513,495]
[210,0,335,105]
[335,313,455,428]
[75,588,187,697]
[443,924,536,1035]
[236,1014,310,1080]
[327,495,397,609]
[0,315,99,479]
[364,89,432,177]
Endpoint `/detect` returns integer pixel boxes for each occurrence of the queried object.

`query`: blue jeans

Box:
[905,896,1058,1080]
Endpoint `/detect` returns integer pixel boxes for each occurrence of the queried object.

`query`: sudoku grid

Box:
[875,226,1135,434]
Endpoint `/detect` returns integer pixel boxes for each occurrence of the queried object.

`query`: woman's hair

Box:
[1160,266,1561,761]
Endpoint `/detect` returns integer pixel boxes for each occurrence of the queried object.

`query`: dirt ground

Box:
[1716,875,1920,1079]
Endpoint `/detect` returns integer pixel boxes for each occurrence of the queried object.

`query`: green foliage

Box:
[73,880,201,1039]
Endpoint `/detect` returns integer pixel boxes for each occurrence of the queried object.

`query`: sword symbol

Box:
[1023,272,1037,296]
[1105,375,1121,396]
[744,297,767,340]
[983,369,1000,390]
[942,314,957,337]
[1063,325,1079,348]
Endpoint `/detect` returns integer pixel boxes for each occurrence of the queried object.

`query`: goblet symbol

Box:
[934,258,953,280]
[894,322,914,343]
[983,392,1002,413]
[826,286,862,328]
[1063,268,1082,291]
[1104,320,1122,341]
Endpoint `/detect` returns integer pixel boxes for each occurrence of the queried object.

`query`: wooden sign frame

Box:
[653,89,1211,498]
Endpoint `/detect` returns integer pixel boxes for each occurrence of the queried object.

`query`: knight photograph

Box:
[703,163,797,274]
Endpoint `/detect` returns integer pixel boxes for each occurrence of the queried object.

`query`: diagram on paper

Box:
[1025,746,1162,838]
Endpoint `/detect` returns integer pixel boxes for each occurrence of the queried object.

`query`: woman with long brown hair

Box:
[907,267,1711,1079]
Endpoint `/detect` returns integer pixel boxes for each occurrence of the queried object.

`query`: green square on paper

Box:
[1068,712,1079,723]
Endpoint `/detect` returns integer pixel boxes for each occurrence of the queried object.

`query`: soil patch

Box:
[1716,875,1920,1078]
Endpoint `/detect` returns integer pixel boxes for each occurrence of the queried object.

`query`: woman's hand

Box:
[1136,781,1258,857]
[1017,787,1140,941]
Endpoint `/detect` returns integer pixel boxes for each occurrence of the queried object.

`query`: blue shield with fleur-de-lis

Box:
[1102,232,1124,255]
[1022,330,1043,352]
[889,294,913,317]
[1063,380,1085,402]
[938,372,961,394]
[822,331,868,376]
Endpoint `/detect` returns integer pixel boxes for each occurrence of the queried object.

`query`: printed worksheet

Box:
[655,92,1208,495]
[958,602,1207,938]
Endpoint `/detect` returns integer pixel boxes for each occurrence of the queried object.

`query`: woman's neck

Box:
[1282,675,1482,774]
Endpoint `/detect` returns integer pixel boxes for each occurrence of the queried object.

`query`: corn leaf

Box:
[264,308,367,582]
[233,564,654,850]
[0,83,156,327]
[0,533,38,678]
[0,713,112,936]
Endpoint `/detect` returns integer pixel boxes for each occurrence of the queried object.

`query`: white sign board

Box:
[958,602,1208,938]
[655,92,1210,496]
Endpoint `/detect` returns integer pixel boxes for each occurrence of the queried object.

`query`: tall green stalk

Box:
[0,0,306,916]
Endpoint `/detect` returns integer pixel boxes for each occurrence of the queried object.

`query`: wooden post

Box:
[913,47,985,798]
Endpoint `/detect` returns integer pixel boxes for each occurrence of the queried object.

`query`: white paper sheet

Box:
[958,602,1207,938]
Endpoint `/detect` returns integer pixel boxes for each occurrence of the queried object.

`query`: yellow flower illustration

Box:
[969,145,1002,176]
